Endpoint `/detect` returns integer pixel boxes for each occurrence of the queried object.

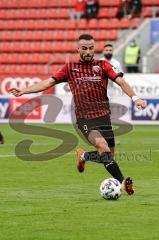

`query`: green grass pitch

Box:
[0,124,159,240]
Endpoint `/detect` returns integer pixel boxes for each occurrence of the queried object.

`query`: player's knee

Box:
[95,138,108,152]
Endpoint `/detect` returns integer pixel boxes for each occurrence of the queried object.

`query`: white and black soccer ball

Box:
[100,178,122,200]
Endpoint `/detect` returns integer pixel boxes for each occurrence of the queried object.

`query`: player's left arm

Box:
[115,76,146,109]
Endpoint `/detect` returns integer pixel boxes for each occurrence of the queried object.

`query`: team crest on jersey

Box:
[93,65,100,73]
[112,66,120,73]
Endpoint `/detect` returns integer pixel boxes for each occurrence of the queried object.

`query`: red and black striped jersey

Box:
[52,59,123,120]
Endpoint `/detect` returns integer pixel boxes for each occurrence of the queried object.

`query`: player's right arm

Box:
[9,77,56,97]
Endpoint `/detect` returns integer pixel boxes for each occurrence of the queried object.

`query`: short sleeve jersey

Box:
[52,59,123,119]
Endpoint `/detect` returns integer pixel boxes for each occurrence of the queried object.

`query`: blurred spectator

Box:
[0,132,4,144]
[100,43,123,73]
[116,0,130,19]
[155,8,159,17]
[116,0,142,19]
[124,39,141,73]
[70,0,87,21]
[127,0,142,19]
[100,43,123,101]
[85,0,100,19]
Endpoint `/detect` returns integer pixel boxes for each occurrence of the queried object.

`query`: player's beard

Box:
[104,53,112,60]
[80,53,94,62]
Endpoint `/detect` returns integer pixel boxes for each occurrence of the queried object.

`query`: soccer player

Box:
[100,43,123,73]
[100,43,123,100]
[10,34,146,195]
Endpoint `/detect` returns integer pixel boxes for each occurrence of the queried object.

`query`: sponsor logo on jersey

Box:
[112,66,120,73]
[93,65,100,73]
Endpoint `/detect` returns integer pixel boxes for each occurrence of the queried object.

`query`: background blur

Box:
[0,0,159,124]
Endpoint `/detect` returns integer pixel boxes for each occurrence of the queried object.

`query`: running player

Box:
[10,34,146,195]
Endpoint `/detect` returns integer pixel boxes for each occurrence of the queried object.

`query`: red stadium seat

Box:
[100,0,120,7]
[96,41,105,52]
[46,9,59,18]
[46,31,55,40]
[98,8,118,18]
[60,0,72,8]
[141,7,153,17]
[1,42,11,52]
[55,31,65,41]
[22,41,31,52]
[14,64,23,74]
[109,18,119,29]
[37,9,48,19]
[67,20,76,30]
[27,65,39,74]
[49,0,60,8]
[109,30,118,40]
[52,54,64,64]
[64,42,76,52]
[95,30,117,41]
[49,64,61,74]
[59,9,70,19]
[0,31,13,40]
[10,53,21,63]
[0,9,6,18]
[142,0,159,6]
[2,65,15,74]
[4,0,17,8]
[0,0,8,9]
[52,42,64,52]
[15,20,27,29]
[65,30,76,41]
[0,64,6,74]
[87,19,98,29]
[77,19,87,29]
[130,18,141,28]
[98,19,110,29]
[5,20,15,29]
[47,19,57,29]
[119,18,130,29]
[57,19,67,30]
[0,53,9,63]
[45,41,56,52]
[98,19,118,29]
[0,20,5,29]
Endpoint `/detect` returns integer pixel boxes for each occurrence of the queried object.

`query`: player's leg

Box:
[99,121,134,195]
[87,130,124,184]
[76,126,124,181]
[76,118,134,195]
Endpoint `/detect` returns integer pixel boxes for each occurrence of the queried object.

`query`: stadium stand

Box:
[0,0,158,77]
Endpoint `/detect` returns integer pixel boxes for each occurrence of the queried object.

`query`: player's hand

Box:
[135,99,147,110]
[9,88,23,97]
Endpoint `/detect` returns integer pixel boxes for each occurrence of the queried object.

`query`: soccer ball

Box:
[100,178,122,200]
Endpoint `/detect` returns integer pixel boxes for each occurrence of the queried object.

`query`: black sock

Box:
[84,151,101,163]
[102,152,124,183]
[84,151,124,183]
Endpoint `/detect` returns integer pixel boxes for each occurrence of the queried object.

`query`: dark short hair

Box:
[79,34,94,41]
[104,43,113,48]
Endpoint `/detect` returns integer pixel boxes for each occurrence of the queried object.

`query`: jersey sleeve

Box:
[103,61,123,81]
[52,64,68,84]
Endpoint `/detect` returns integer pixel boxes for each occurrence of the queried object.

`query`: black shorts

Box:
[77,115,115,147]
